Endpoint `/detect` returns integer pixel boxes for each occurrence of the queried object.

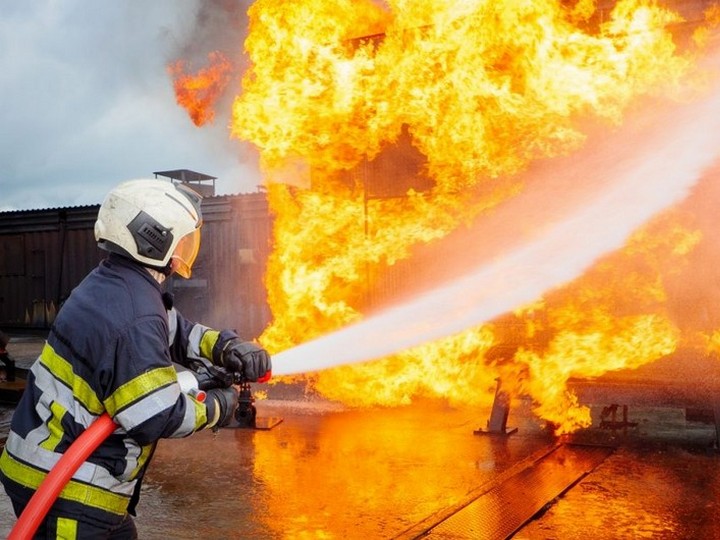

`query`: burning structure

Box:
[168,0,720,436]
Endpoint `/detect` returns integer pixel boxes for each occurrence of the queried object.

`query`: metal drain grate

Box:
[416,444,612,539]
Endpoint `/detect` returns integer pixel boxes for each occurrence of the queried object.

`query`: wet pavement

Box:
[1,335,720,539]
[134,401,551,539]
[518,445,720,540]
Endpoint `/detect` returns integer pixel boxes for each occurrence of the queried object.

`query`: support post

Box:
[474,378,517,436]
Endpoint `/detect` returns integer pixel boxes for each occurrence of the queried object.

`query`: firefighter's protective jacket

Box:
[0,254,236,527]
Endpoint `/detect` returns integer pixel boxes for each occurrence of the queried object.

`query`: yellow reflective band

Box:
[40,344,104,415]
[200,329,220,361]
[0,451,129,515]
[206,396,221,429]
[56,517,78,540]
[190,393,209,429]
[40,401,68,452]
[105,365,177,416]
[129,443,155,481]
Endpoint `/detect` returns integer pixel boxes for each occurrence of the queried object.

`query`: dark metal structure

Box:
[166,192,273,339]
[0,188,273,341]
[0,205,102,328]
[153,169,217,198]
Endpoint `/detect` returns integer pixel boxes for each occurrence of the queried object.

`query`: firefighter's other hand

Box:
[205,387,238,429]
[222,340,272,383]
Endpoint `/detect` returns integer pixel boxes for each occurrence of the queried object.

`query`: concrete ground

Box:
[1,335,719,539]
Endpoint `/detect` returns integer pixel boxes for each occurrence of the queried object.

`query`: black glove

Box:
[221,340,272,383]
[205,386,238,429]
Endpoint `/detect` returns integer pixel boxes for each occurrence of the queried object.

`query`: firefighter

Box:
[0,179,272,539]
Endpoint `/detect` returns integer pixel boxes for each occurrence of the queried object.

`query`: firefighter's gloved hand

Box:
[222,340,272,383]
[205,387,238,429]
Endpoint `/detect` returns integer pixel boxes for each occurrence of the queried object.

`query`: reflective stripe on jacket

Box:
[0,254,227,526]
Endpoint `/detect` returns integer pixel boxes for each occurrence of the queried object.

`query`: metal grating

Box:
[421,444,613,539]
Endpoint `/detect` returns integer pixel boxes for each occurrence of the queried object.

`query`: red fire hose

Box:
[8,374,213,538]
[8,413,117,540]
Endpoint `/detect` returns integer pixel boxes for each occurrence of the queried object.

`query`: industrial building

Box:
[0,170,273,341]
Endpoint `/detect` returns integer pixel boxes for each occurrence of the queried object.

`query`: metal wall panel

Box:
[0,206,103,327]
[0,193,273,339]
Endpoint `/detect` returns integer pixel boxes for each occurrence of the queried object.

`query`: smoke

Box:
[165,0,250,119]
[164,0,262,193]
[169,0,252,67]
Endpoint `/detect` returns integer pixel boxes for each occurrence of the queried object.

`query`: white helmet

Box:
[94,179,203,278]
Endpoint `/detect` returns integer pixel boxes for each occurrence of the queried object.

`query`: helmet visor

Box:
[172,228,201,278]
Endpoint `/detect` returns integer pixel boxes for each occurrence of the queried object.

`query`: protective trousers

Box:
[11,499,138,540]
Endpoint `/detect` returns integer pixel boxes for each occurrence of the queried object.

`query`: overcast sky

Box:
[0,1,261,212]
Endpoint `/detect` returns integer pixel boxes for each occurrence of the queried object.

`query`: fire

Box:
[505,215,699,434]
[173,1,720,433]
[168,51,232,126]
[308,212,702,435]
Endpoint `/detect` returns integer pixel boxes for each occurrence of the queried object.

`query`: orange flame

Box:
[168,51,232,126]
[505,215,700,434]
[220,1,717,433]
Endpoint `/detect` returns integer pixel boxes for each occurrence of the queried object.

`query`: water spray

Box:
[272,73,720,378]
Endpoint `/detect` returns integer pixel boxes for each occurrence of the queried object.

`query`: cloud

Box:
[0,0,260,211]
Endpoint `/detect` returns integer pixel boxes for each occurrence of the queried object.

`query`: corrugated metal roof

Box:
[0,193,267,222]
[0,204,99,216]
[0,205,100,233]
